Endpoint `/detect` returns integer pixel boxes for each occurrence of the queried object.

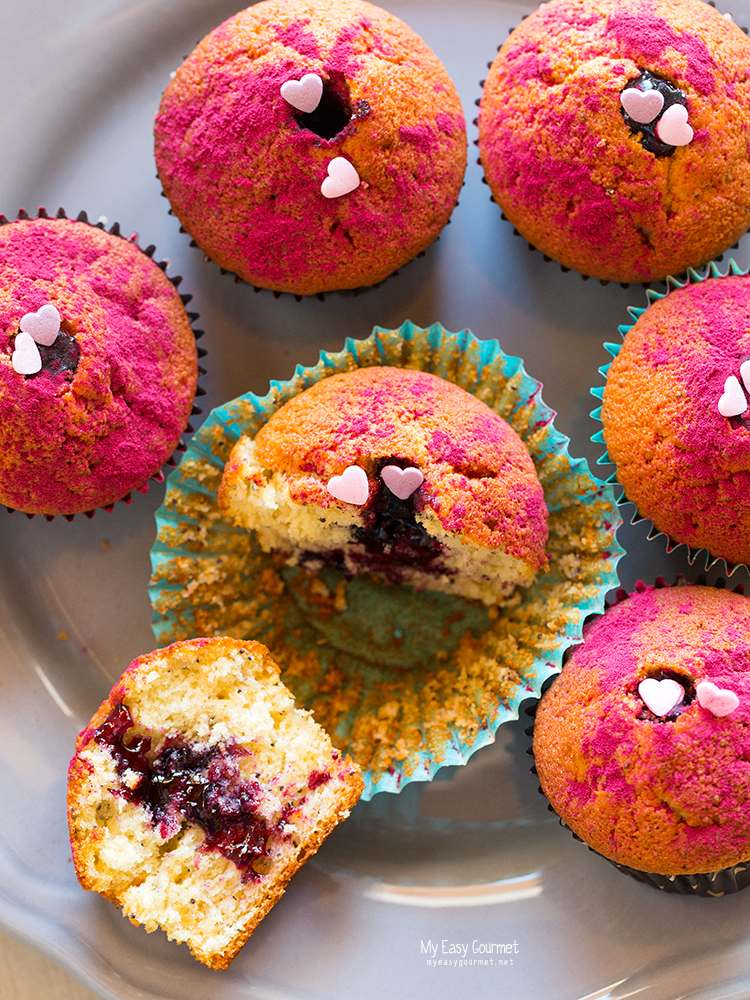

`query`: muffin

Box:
[154,0,466,295]
[67,636,363,968]
[599,268,750,566]
[151,322,622,796]
[478,0,750,283]
[534,583,750,893]
[218,365,549,606]
[0,211,199,516]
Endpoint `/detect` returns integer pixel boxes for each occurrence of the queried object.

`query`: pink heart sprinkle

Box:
[620,87,664,124]
[718,375,747,417]
[638,677,684,717]
[326,465,369,505]
[697,680,739,718]
[11,331,42,375]
[655,103,693,147]
[381,465,424,500]
[321,157,360,199]
[280,73,323,114]
[20,303,61,346]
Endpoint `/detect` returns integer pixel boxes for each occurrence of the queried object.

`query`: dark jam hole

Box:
[93,703,280,882]
[24,329,80,380]
[297,82,352,139]
[621,70,687,157]
[637,671,696,722]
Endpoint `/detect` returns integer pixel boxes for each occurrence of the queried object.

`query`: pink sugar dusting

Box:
[275,20,320,59]
[606,10,716,95]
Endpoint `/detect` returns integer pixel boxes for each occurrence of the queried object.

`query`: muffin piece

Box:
[154,0,466,295]
[534,584,750,892]
[218,366,549,605]
[67,637,363,968]
[601,272,750,565]
[0,213,199,515]
[478,0,750,283]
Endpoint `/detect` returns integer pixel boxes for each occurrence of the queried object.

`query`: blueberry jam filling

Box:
[297,80,352,139]
[24,329,80,380]
[636,671,696,723]
[93,703,286,881]
[621,70,687,156]
[352,487,443,572]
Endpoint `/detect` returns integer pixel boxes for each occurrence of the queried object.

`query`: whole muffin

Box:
[218,365,549,605]
[0,214,199,516]
[534,584,750,889]
[478,0,750,283]
[601,272,750,565]
[154,0,466,295]
[68,636,363,968]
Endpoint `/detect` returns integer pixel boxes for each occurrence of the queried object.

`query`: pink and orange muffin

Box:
[154,0,466,295]
[0,212,199,516]
[600,270,750,565]
[67,636,363,968]
[478,0,750,283]
[218,365,549,605]
[534,583,750,894]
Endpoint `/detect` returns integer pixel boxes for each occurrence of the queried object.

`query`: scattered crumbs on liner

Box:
[101,540,109,552]
[58,631,68,641]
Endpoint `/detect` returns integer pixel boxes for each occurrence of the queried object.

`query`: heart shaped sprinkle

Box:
[655,103,693,147]
[740,360,750,394]
[280,73,323,114]
[20,303,61,346]
[321,157,360,199]
[620,87,664,124]
[381,465,424,500]
[718,375,747,417]
[326,465,369,505]
[638,677,684,717]
[696,680,739,718]
[11,331,42,375]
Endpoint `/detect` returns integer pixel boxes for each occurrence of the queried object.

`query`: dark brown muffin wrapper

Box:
[526,575,750,896]
[0,206,207,521]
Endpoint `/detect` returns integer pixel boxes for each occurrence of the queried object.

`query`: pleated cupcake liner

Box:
[0,206,207,521]
[149,320,623,799]
[527,574,750,896]
[590,258,750,574]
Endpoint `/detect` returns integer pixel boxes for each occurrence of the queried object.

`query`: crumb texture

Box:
[67,636,363,968]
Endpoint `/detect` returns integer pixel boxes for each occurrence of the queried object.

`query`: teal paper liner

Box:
[591,260,750,576]
[149,321,623,799]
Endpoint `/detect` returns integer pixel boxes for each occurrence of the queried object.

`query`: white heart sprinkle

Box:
[740,360,750,394]
[326,465,369,505]
[381,465,424,500]
[655,103,694,147]
[718,375,747,417]
[281,73,323,114]
[11,331,42,375]
[638,677,684,717]
[696,680,740,718]
[620,88,664,124]
[321,157,360,199]
[19,303,61,346]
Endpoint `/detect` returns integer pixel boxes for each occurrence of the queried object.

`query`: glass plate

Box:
[2,1,750,998]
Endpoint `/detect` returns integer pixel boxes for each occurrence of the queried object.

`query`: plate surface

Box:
[2,1,750,999]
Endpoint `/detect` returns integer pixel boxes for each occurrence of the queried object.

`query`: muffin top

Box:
[154,0,466,295]
[534,584,750,875]
[601,274,750,564]
[478,0,750,282]
[229,365,548,566]
[0,217,198,515]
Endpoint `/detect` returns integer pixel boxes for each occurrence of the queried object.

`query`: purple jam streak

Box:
[94,703,283,881]
[621,71,687,156]
[24,329,80,380]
